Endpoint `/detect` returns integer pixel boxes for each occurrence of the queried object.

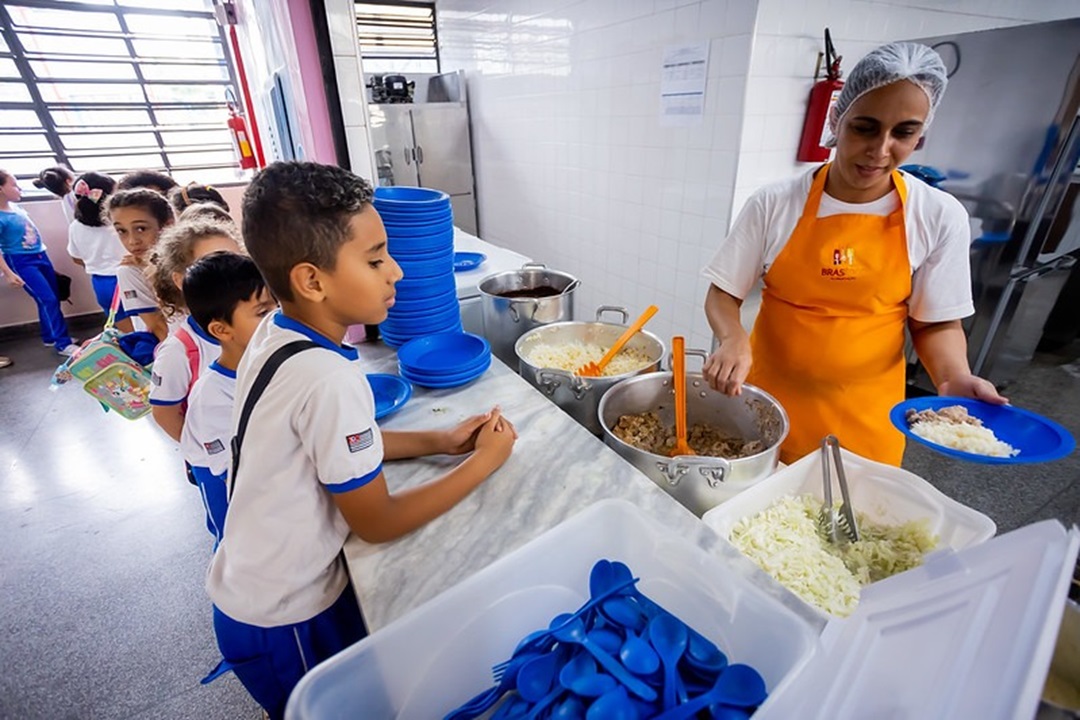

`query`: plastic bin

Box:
[701,447,997,620]
[285,499,817,719]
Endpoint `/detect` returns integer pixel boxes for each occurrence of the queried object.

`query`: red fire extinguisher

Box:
[226,91,257,171]
[797,29,844,163]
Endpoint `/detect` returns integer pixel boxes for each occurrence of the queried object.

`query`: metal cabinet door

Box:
[409,103,474,195]
[367,104,419,187]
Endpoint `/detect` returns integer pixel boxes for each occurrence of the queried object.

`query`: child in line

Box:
[66,172,134,333]
[168,182,230,215]
[117,170,177,195]
[147,220,244,441]
[207,161,517,719]
[180,252,276,546]
[107,189,174,341]
[0,169,78,356]
[32,165,76,224]
[178,202,235,227]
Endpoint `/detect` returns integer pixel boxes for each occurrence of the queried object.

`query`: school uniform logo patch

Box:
[204,438,226,455]
[150,371,162,386]
[123,289,138,299]
[346,429,374,453]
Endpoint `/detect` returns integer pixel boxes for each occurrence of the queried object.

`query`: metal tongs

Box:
[819,435,860,544]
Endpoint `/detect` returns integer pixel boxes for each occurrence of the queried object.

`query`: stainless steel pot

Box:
[597,351,789,517]
[479,263,580,366]
[515,306,665,435]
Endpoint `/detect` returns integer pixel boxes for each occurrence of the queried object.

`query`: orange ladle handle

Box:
[672,335,694,456]
[594,305,659,374]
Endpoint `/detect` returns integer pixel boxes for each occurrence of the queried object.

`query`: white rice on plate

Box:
[524,340,652,376]
[906,405,1019,457]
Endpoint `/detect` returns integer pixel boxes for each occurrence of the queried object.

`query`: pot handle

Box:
[537,368,591,399]
[667,347,709,372]
[595,305,629,324]
[521,262,547,270]
[658,456,730,488]
[560,278,581,296]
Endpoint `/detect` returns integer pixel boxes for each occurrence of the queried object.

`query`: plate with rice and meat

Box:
[889,397,1075,464]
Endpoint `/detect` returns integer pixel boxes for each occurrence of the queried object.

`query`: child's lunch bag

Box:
[51,287,154,420]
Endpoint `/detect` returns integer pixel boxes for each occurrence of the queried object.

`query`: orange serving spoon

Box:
[577,305,659,377]
[670,335,695,457]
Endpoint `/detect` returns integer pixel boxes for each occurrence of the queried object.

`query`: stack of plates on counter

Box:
[374,186,462,347]
[396,332,491,389]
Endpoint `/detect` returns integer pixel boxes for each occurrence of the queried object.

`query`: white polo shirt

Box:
[150,315,221,406]
[115,262,158,332]
[206,311,384,627]
[702,167,975,323]
[181,361,235,477]
[67,222,125,276]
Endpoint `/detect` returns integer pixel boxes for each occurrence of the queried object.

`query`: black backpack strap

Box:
[229,340,319,499]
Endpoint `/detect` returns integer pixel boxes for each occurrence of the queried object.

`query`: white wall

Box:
[0,185,247,330]
[437,0,760,351]
[733,0,1080,220]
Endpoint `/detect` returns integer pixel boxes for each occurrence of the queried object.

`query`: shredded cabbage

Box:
[729,495,938,617]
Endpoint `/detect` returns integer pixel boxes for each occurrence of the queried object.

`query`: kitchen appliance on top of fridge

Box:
[906,18,1080,390]
[368,70,479,235]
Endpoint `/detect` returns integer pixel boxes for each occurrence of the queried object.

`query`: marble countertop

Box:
[347,342,825,633]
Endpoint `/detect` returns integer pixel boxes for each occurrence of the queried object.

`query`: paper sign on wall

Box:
[660,42,710,126]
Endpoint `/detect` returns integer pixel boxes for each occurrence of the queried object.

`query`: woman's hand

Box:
[119,254,140,267]
[703,332,752,396]
[5,272,24,288]
[439,407,518,455]
[939,374,1009,405]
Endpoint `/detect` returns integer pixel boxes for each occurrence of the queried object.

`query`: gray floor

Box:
[0,328,260,720]
[1,324,1078,719]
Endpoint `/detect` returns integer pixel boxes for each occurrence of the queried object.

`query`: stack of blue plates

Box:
[397,332,492,389]
[375,187,462,347]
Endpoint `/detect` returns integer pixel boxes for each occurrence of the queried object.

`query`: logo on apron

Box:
[822,247,857,280]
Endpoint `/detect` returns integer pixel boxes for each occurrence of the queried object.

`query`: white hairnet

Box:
[825,42,948,147]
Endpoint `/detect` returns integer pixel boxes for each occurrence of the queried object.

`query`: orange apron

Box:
[746,164,911,465]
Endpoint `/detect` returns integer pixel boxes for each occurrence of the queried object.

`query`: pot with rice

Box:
[514,306,665,435]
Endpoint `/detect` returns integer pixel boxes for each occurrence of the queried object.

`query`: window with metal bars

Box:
[355,1,438,75]
[0,0,243,197]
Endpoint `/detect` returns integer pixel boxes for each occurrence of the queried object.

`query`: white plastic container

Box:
[702,447,997,619]
[285,499,818,719]
[288,498,1079,720]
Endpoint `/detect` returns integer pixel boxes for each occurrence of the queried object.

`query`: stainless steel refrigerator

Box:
[368,73,479,235]
[907,18,1080,389]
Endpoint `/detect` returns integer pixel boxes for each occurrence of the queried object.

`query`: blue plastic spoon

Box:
[647,614,688,711]
[587,626,623,655]
[619,628,660,676]
[601,597,647,632]
[551,695,586,720]
[650,664,768,720]
[586,686,638,720]
[551,615,658,702]
[516,652,559,703]
[559,652,617,698]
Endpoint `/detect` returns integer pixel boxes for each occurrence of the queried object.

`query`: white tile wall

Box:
[437,0,760,351]
[324,0,376,180]
[434,0,1077,351]
[732,0,1080,222]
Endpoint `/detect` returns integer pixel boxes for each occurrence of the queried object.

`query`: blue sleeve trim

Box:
[129,306,160,315]
[149,397,185,407]
[326,464,383,494]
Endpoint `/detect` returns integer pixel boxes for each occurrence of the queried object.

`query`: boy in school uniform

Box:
[179,252,276,547]
[208,161,517,719]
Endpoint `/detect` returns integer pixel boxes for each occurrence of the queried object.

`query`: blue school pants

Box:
[5,251,71,350]
[211,583,368,719]
[89,274,133,321]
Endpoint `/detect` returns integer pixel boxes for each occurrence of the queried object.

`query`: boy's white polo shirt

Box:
[180,360,235,477]
[150,315,221,406]
[206,311,383,627]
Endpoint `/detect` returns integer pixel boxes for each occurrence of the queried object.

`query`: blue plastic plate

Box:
[367,373,412,420]
[454,252,487,272]
[400,360,490,388]
[890,396,1075,464]
[397,332,490,374]
[374,186,450,207]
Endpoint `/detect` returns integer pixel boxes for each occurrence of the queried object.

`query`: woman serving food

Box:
[702,42,1006,465]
